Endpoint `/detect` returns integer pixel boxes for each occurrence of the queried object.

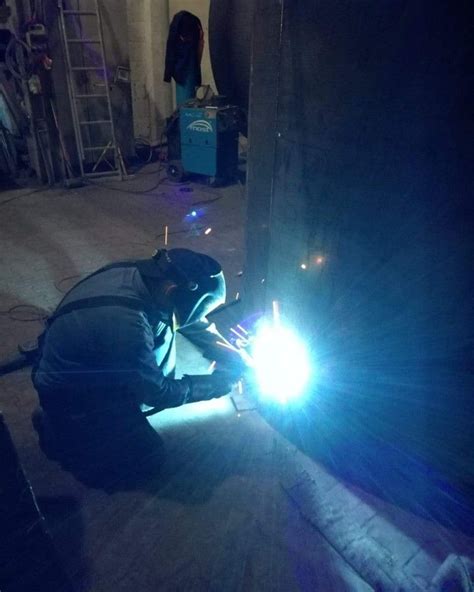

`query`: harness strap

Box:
[49,259,164,327]
[53,261,143,313]
[47,296,153,326]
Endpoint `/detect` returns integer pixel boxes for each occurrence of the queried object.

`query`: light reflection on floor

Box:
[148,394,236,433]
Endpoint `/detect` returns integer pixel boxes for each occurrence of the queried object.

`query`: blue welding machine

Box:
[166,100,242,184]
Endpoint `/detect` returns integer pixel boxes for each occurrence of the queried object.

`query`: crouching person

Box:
[32,248,240,479]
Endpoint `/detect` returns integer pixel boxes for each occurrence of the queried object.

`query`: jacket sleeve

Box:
[129,317,191,410]
[179,319,247,377]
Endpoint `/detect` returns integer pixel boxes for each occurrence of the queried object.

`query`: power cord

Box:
[54,273,92,294]
[0,305,49,322]
[83,171,165,195]
[191,194,226,206]
[0,188,44,207]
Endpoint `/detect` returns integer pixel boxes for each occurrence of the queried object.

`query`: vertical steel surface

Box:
[244,0,474,491]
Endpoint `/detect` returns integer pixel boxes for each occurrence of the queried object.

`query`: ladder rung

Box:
[84,145,115,151]
[79,120,112,125]
[67,39,101,44]
[75,94,108,98]
[63,10,98,16]
[71,66,104,71]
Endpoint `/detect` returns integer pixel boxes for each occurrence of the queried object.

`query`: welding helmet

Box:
[153,248,226,327]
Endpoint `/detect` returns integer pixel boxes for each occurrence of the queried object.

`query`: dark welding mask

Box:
[153,248,226,328]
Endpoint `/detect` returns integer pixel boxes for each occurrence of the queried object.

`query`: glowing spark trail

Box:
[216,340,240,353]
[230,327,247,341]
[272,300,280,325]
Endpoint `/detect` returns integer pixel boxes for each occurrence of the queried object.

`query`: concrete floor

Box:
[1,170,473,591]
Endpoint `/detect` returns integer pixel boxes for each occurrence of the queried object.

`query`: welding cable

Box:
[134,131,171,174]
[83,173,166,195]
[191,194,225,206]
[134,137,154,164]
[0,187,44,207]
[0,338,41,377]
[0,305,49,322]
[5,35,33,81]
[54,273,92,294]
[133,164,163,176]
[0,352,32,377]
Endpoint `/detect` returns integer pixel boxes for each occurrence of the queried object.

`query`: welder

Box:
[32,248,242,475]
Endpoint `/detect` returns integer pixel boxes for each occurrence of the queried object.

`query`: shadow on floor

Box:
[260,393,474,538]
[33,409,246,507]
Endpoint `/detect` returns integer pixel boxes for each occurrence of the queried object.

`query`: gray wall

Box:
[244,0,474,493]
[128,0,214,143]
[100,0,134,156]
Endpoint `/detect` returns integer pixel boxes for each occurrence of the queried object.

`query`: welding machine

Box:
[166,98,243,185]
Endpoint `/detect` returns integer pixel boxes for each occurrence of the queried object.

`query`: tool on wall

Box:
[58,0,122,179]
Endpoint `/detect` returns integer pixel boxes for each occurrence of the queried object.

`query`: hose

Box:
[5,35,33,81]
[0,351,31,377]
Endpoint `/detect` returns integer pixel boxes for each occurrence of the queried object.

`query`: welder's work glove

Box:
[201,347,248,382]
[218,355,248,382]
[183,371,235,402]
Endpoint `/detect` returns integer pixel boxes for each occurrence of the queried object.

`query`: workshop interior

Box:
[1,1,473,591]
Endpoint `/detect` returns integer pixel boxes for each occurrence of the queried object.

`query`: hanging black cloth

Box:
[164,11,202,85]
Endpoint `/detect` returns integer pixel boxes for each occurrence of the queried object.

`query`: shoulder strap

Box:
[55,261,139,310]
[47,295,153,327]
[48,260,159,328]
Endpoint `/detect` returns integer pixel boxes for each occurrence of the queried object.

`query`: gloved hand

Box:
[201,347,248,382]
[218,356,248,381]
[183,371,235,402]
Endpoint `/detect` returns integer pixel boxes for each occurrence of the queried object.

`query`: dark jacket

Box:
[164,11,202,85]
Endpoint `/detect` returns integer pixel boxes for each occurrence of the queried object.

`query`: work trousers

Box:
[36,385,163,475]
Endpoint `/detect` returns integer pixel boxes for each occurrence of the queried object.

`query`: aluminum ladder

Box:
[58,0,122,179]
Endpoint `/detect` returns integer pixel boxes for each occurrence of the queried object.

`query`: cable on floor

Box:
[0,188,45,207]
[0,305,50,322]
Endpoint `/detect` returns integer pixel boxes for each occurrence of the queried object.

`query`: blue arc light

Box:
[250,323,311,403]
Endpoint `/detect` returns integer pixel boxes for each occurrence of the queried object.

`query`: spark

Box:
[238,381,243,395]
[219,334,238,349]
[191,210,197,217]
[230,326,247,341]
[164,225,168,246]
[204,227,212,235]
[272,300,280,325]
[300,263,307,270]
[315,256,324,265]
[235,291,240,300]
[216,340,240,353]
